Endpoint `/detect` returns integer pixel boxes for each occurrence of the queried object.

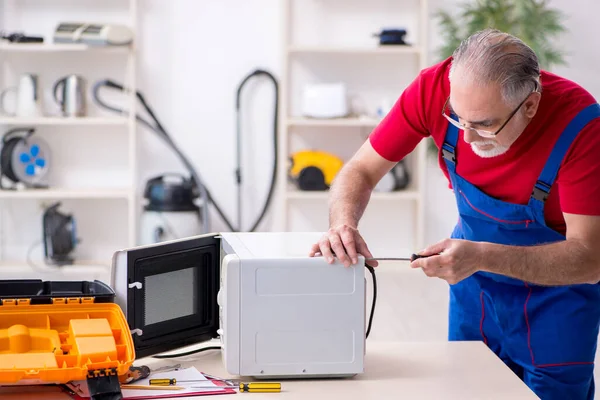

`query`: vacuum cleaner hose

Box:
[235,69,279,232]
[91,71,278,233]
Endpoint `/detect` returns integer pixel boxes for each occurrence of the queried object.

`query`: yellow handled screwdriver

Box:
[192,382,282,393]
[149,378,281,393]
[149,378,178,386]
[238,382,281,393]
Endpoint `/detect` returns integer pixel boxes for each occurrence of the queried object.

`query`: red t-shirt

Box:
[369,57,600,235]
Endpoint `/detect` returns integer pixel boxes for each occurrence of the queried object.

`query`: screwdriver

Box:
[149,379,281,393]
[126,364,181,384]
[150,378,232,386]
[194,382,282,393]
[366,253,434,262]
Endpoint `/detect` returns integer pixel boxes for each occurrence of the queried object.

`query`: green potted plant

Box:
[428,0,568,156]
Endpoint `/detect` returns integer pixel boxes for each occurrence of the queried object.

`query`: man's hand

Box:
[309,225,378,268]
[410,238,484,284]
[307,140,398,268]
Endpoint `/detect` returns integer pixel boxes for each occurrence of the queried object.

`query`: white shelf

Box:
[286,188,419,201]
[0,261,111,282]
[0,42,130,54]
[0,116,129,126]
[0,260,110,268]
[288,45,421,55]
[0,188,132,199]
[279,0,429,253]
[0,0,139,271]
[287,117,382,127]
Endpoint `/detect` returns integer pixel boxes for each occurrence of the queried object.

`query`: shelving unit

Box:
[0,188,131,200]
[287,45,423,55]
[0,0,138,274]
[0,116,129,126]
[286,117,381,127]
[0,42,130,54]
[278,0,429,255]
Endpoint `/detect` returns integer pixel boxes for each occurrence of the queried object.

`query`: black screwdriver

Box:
[365,253,435,262]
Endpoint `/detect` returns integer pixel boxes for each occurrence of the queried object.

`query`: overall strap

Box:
[442,116,460,173]
[530,103,600,204]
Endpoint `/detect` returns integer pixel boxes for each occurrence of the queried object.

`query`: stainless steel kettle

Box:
[53,75,87,117]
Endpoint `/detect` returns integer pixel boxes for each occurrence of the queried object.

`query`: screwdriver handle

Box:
[149,378,177,386]
[410,253,432,262]
[238,382,281,393]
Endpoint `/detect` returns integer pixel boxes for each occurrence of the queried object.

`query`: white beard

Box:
[470,140,509,158]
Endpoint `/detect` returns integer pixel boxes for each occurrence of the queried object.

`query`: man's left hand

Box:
[410,238,484,284]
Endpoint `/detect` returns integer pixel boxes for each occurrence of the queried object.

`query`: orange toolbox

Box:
[0,279,135,400]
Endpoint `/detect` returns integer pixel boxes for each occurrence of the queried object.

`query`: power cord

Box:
[150,265,378,359]
[152,346,221,359]
[365,265,377,338]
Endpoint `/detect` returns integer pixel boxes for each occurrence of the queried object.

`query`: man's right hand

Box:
[309,224,379,268]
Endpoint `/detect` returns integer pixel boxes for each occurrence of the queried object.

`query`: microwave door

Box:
[111,233,221,358]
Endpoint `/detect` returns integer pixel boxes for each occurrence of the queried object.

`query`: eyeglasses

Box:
[441,89,537,138]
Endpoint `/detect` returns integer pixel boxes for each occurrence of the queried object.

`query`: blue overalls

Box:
[441,102,600,400]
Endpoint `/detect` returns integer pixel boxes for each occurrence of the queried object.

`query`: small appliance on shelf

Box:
[301,83,349,119]
[53,22,134,46]
[372,28,409,45]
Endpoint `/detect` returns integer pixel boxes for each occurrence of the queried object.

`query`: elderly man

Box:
[310,29,600,399]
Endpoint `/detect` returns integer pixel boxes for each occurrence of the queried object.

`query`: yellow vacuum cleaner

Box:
[288,150,344,191]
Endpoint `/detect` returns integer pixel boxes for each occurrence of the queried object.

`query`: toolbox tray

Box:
[0,279,135,400]
[0,279,115,304]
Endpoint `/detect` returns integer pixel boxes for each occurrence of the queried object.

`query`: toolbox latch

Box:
[86,368,123,400]
[0,298,31,306]
[51,297,96,305]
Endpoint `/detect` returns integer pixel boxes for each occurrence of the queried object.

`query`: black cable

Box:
[91,73,278,233]
[235,69,279,232]
[152,346,222,359]
[91,80,212,232]
[365,265,377,339]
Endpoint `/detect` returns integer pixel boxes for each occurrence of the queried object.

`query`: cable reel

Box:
[0,127,51,189]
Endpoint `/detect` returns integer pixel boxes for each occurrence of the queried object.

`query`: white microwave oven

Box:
[110,231,367,379]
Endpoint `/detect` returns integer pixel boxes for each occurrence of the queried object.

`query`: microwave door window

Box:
[144,267,197,325]
[131,245,219,353]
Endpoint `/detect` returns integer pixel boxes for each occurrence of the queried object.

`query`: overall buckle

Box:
[531,181,551,202]
[442,143,456,163]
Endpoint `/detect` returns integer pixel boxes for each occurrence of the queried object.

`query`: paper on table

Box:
[123,367,235,399]
[65,367,235,399]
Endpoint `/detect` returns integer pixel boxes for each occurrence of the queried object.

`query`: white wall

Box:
[1,0,597,262]
[136,0,283,234]
[0,0,595,278]
[135,0,600,245]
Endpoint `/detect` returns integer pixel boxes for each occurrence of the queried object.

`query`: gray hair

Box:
[449,29,541,106]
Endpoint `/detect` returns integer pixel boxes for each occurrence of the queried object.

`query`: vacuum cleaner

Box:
[91,69,279,238]
[139,173,203,244]
[42,202,79,265]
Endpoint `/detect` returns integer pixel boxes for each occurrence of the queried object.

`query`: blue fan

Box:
[1,128,51,187]
[19,143,47,176]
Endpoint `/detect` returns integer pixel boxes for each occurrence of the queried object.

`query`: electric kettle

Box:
[53,75,87,117]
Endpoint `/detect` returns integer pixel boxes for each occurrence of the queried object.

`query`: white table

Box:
[136,341,539,400]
